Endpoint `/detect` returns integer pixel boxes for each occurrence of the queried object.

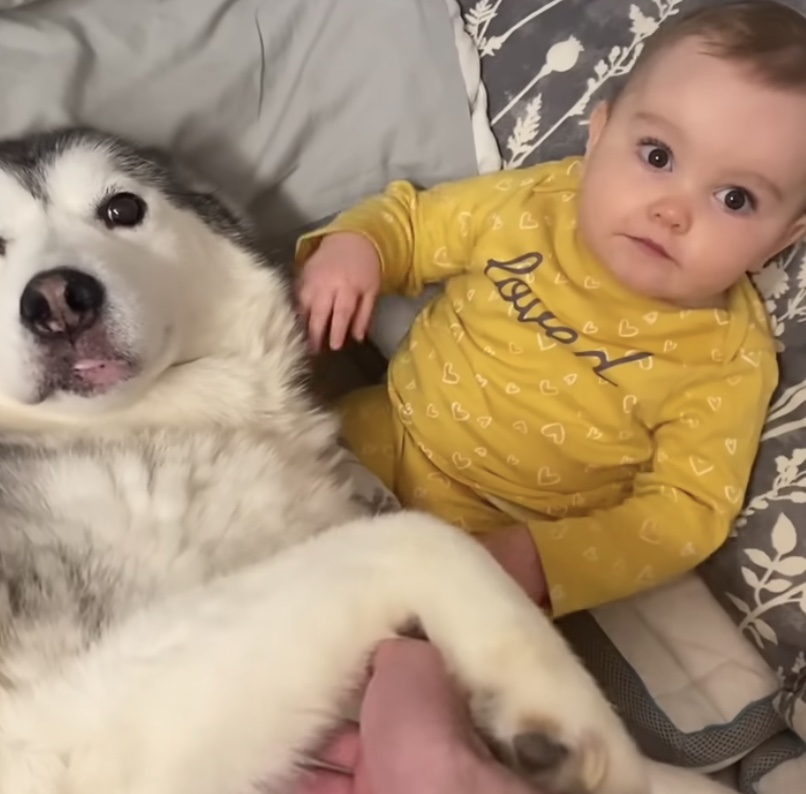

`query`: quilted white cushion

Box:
[591,574,781,768]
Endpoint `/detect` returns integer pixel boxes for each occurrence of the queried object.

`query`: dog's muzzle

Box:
[20,267,135,398]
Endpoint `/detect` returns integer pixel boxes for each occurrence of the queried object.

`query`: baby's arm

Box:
[295,163,558,298]
[520,353,777,618]
[477,524,549,608]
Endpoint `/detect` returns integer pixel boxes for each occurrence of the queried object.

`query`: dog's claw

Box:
[486,723,600,794]
[512,730,571,775]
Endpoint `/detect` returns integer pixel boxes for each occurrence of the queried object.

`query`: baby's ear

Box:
[784,213,806,248]
[752,217,806,274]
[585,102,610,156]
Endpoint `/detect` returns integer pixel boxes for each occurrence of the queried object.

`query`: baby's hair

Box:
[612,1,806,105]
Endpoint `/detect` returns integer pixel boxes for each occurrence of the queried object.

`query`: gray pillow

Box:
[0,0,480,249]
[738,731,806,793]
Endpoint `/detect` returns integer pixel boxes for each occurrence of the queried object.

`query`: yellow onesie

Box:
[296,156,778,617]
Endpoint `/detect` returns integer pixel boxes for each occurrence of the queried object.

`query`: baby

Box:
[295,1,806,617]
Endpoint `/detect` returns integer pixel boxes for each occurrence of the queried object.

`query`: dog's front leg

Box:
[5,511,652,794]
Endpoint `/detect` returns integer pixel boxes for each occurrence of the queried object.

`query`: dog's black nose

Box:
[20,267,105,339]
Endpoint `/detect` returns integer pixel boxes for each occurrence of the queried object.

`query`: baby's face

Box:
[577,37,806,307]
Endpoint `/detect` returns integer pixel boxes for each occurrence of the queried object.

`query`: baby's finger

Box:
[307,294,336,353]
[329,291,358,351]
[351,290,377,343]
[296,288,315,325]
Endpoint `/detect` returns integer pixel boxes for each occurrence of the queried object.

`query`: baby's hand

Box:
[297,232,382,352]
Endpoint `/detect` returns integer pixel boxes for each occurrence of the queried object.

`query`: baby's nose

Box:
[649,196,691,232]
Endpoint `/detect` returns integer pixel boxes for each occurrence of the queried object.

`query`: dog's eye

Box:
[98,192,147,229]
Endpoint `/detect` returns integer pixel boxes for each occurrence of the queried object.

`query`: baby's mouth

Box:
[625,235,672,260]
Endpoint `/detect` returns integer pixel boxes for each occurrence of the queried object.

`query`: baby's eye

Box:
[638,140,672,171]
[715,187,756,214]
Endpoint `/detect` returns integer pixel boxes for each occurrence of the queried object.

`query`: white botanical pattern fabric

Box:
[457,0,806,753]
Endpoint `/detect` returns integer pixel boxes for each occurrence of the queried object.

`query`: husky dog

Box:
[0,128,731,794]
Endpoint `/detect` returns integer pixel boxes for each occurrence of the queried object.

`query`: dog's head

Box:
[0,127,285,422]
